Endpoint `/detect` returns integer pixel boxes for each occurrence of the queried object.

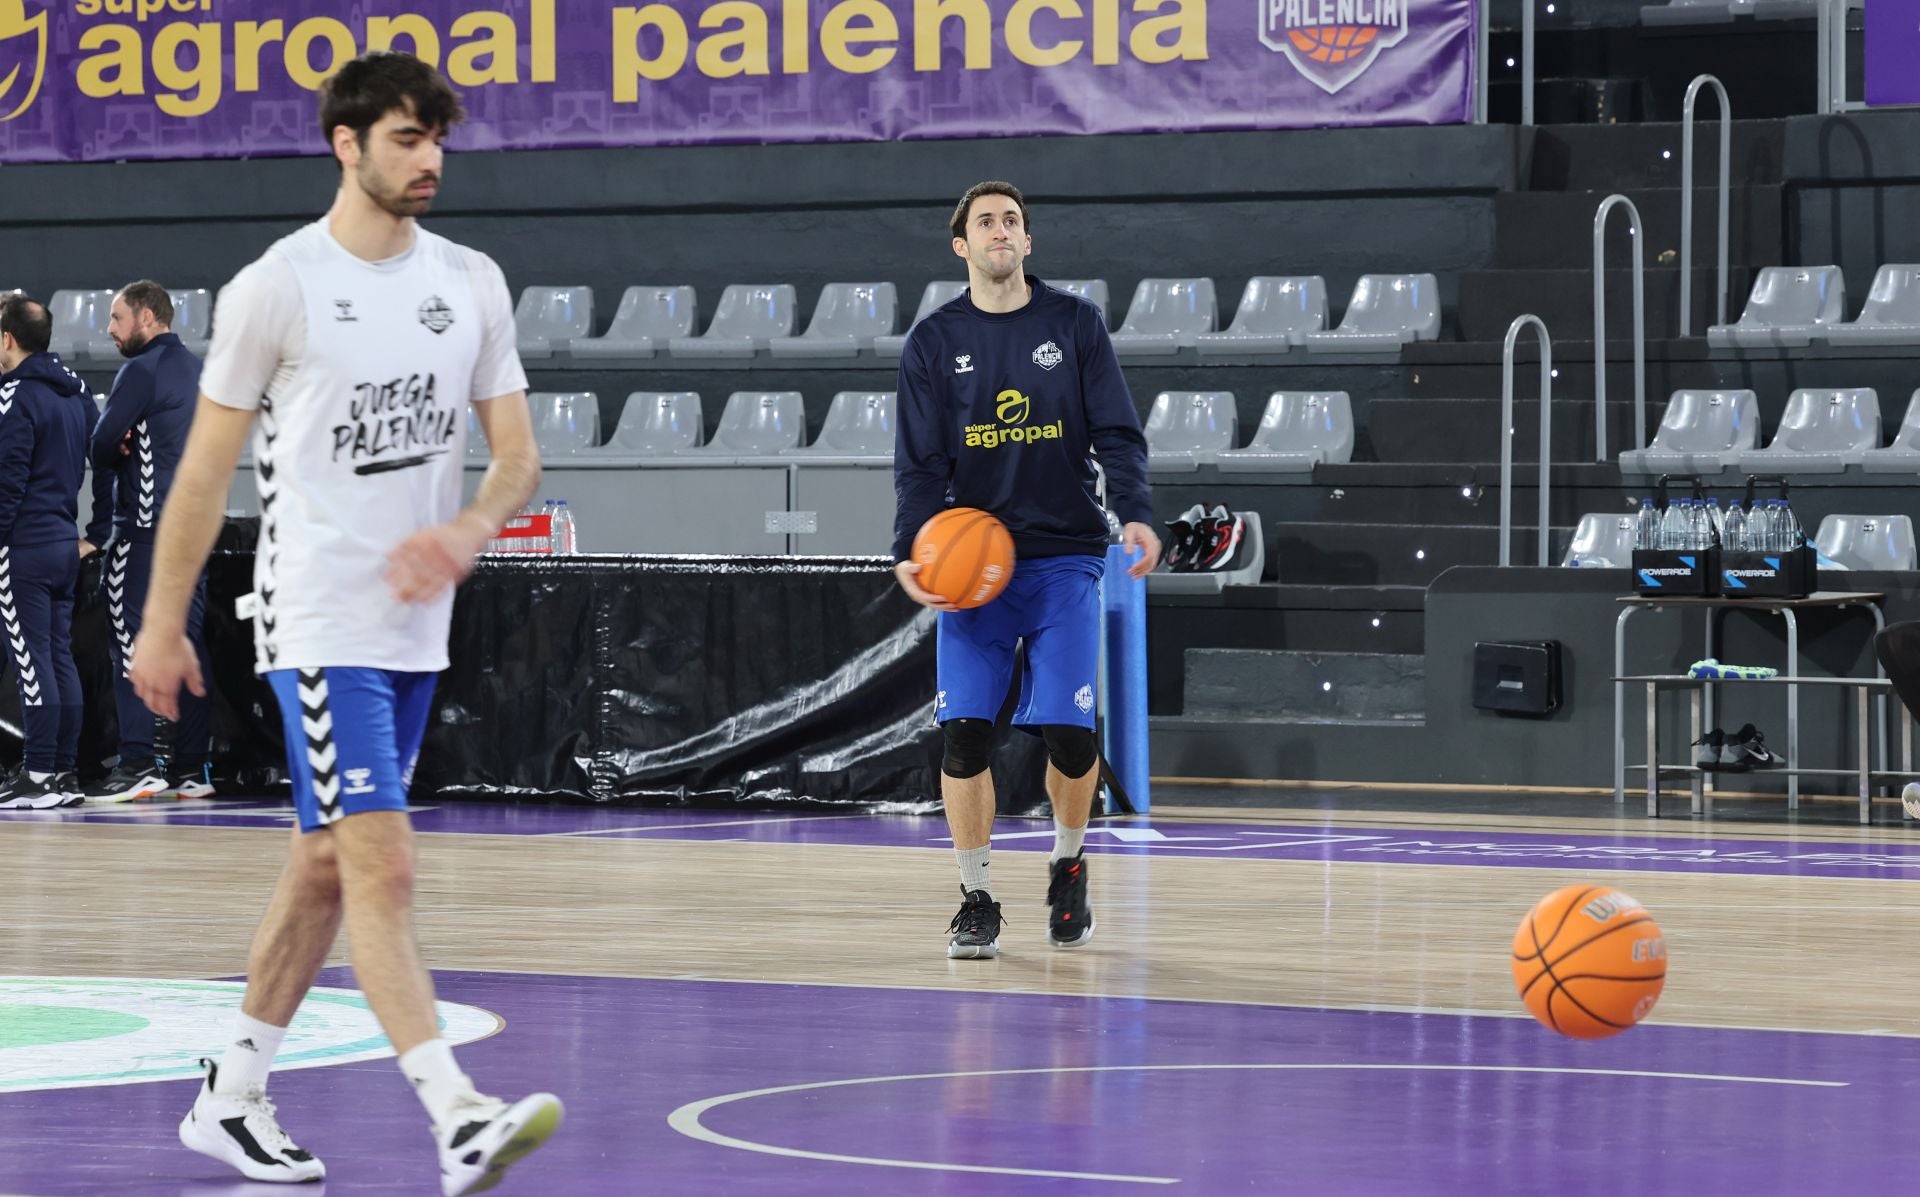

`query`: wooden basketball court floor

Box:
[4,786,1920,1195]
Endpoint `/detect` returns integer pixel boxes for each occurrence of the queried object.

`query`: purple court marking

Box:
[13,800,1920,879]
[1,968,1917,1195]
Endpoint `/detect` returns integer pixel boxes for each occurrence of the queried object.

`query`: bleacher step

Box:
[1185,649,1426,722]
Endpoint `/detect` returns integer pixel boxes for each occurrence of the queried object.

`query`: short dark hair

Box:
[117,279,173,328]
[0,294,51,355]
[318,51,464,155]
[950,181,1029,241]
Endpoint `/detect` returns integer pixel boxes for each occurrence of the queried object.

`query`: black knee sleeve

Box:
[942,718,995,779]
[1042,724,1099,778]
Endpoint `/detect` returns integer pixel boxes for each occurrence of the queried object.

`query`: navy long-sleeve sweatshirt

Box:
[0,352,90,548]
[892,277,1152,562]
[85,332,202,546]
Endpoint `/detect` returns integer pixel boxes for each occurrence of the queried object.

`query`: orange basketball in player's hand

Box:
[1511,884,1667,1039]
[912,508,1014,609]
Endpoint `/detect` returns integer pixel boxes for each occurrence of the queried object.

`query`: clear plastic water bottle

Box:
[1757,500,1781,551]
[1723,502,1747,553]
[1659,501,1683,550]
[1684,500,1706,550]
[550,501,576,554]
[1704,498,1723,545]
[1779,498,1802,551]
[1635,498,1659,550]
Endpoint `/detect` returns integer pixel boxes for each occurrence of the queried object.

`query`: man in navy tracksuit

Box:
[0,295,92,809]
[892,181,1161,960]
[81,280,214,803]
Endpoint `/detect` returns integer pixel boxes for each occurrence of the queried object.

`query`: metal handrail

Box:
[1499,314,1553,567]
[1679,75,1730,336]
[1593,194,1647,460]
[1474,0,1534,124]
[1521,0,1536,127]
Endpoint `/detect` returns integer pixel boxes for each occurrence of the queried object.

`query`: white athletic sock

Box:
[955,845,992,897]
[400,1038,478,1128]
[213,1013,288,1095]
[1052,821,1086,863]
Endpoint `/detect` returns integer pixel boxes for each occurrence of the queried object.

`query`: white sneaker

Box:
[178,1058,325,1183]
[1903,782,1920,821]
[436,1091,564,1196]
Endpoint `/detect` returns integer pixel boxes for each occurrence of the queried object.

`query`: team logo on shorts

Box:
[1032,341,1064,371]
[343,767,375,796]
[1260,0,1413,96]
[1074,684,1095,714]
[418,295,455,334]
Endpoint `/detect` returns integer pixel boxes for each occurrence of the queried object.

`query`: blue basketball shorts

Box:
[935,554,1104,730]
[265,667,437,833]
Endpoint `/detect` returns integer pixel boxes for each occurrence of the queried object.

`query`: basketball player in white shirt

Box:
[130,53,560,1195]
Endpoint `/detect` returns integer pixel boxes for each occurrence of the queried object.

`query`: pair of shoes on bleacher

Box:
[1162,504,1250,573]
[1688,658,1779,681]
[1692,723,1783,773]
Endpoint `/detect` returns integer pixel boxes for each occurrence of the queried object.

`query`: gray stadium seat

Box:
[680,391,806,460]
[1820,266,1920,347]
[785,392,895,462]
[1562,512,1641,569]
[1053,279,1111,325]
[529,391,600,456]
[1617,389,1761,474]
[1301,274,1441,353]
[48,289,113,359]
[1194,277,1329,355]
[1640,0,1749,25]
[1144,392,1237,471]
[597,392,704,455]
[1216,392,1354,473]
[873,282,967,359]
[1814,514,1917,571]
[1736,387,1880,473]
[769,283,898,358]
[1108,278,1218,356]
[1707,266,1845,349]
[1861,389,1920,473]
[514,286,594,359]
[570,286,697,360]
[668,284,797,358]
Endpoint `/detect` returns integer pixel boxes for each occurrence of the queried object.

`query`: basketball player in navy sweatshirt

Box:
[893,180,1160,960]
[0,295,93,809]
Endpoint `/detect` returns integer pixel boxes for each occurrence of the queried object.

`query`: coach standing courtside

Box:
[81,281,216,803]
[0,295,92,809]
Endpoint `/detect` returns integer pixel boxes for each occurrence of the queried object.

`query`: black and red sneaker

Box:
[1046,853,1095,949]
[1192,505,1247,572]
[1163,504,1207,572]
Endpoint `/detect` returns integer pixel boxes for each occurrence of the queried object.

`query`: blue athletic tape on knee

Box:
[1042,724,1098,778]
[941,718,995,779]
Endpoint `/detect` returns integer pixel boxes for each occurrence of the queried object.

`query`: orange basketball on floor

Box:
[1511,884,1667,1039]
[912,508,1014,609]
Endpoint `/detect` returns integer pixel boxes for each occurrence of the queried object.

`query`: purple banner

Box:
[0,0,1477,164]
[1866,0,1920,106]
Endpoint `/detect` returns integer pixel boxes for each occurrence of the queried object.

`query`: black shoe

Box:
[1046,853,1095,949]
[1725,723,1781,771]
[1693,729,1724,772]
[0,771,73,810]
[82,760,169,804]
[162,761,216,800]
[1163,504,1207,572]
[1193,506,1246,573]
[946,888,1002,960]
[55,773,81,808]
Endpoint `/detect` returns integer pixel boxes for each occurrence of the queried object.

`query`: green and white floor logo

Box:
[0,977,498,1093]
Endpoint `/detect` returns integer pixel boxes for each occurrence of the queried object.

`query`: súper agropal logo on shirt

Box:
[0,0,47,121]
[1259,0,1412,96]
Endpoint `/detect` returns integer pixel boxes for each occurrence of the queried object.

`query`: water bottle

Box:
[1758,500,1781,551]
[1634,498,1659,550]
[1658,501,1682,550]
[1780,498,1802,551]
[550,501,576,555]
[1687,500,1708,550]
[1723,502,1747,553]
[1704,498,1723,545]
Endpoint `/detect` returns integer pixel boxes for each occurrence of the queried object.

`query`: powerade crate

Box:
[1632,548,1717,596]
[1631,475,1715,596]
[1716,544,1816,598]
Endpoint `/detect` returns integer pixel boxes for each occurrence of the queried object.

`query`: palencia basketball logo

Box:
[1259,0,1412,96]
[965,388,1063,449]
[0,0,48,122]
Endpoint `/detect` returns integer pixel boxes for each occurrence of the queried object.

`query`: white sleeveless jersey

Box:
[200,220,526,674]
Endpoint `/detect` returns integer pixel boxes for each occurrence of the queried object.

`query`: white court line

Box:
[667,1062,1846,1185]
[544,815,853,838]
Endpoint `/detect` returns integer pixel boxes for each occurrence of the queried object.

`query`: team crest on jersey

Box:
[1032,341,1063,371]
[417,295,455,334]
[1260,0,1412,96]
